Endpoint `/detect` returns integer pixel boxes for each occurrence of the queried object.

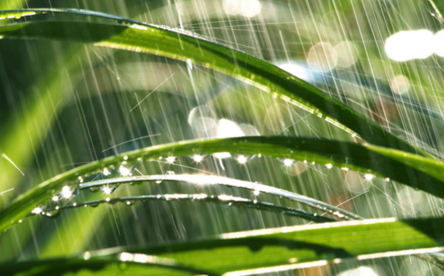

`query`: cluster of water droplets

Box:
[29,156,140,219]
[24,151,392,223]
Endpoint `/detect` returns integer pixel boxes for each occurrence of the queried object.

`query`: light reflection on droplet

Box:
[119,165,131,176]
[61,186,72,199]
[325,163,333,169]
[283,159,294,167]
[32,207,43,214]
[166,156,176,164]
[103,168,111,176]
[364,174,374,180]
[192,154,203,163]
[52,195,59,202]
[236,155,248,164]
[102,186,113,195]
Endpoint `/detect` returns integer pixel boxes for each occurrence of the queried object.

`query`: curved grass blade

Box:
[32,194,335,223]
[2,136,444,233]
[0,8,431,157]
[78,175,359,220]
[0,255,217,276]
[5,217,444,275]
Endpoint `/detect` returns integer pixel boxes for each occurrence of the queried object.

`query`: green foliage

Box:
[2,3,444,276]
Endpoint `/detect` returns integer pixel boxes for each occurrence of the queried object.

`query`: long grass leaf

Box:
[3,217,444,275]
[2,136,444,233]
[0,8,431,157]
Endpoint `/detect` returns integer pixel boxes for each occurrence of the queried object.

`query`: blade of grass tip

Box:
[2,136,444,233]
[0,8,432,158]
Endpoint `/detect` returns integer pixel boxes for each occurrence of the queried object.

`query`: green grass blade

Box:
[2,136,444,233]
[77,175,361,220]
[33,194,335,223]
[0,8,431,157]
[0,257,216,276]
[3,217,444,275]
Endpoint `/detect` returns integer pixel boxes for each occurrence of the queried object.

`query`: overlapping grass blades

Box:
[4,217,444,275]
[2,136,444,233]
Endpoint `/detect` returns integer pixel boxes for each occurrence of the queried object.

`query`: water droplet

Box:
[125,200,136,206]
[119,165,131,176]
[385,177,390,182]
[103,168,111,176]
[341,167,349,171]
[52,195,60,202]
[61,186,72,199]
[278,158,294,167]
[189,154,207,163]
[123,155,128,160]
[166,171,175,175]
[72,203,77,207]
[101,185,117,195]
[252,190,260,196]
[363,174,374,180]
[166,156,176,164]
[31,207,43,215]
[155,180,162,184]
[90,202,99,208]
[234,154,254,164]
[45,209,60,219]
[325,163,333,169]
